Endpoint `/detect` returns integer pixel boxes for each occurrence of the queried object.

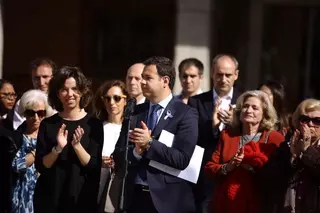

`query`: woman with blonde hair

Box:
[205,90,284,213]
[265,99,320,213]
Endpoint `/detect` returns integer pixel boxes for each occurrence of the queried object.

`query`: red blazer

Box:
[205,129,284,178]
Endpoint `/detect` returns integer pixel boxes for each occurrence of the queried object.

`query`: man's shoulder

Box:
[189,90,212,102]
[171,98,193,111]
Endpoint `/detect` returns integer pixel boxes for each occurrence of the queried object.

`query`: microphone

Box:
[124,98,136,119]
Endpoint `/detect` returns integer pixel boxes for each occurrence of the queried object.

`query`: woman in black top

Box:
[34,66,103,213]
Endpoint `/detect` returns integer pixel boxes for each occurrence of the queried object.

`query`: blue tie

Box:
[147,104,162,131]
[138,104,162,181]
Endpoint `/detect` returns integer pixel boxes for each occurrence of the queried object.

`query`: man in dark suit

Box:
[188,54,241,212]
[114,56,198,213]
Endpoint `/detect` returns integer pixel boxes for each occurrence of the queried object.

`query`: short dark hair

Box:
[212,54,239,70]
[143,56,176,90]
[94,80,128,121]
[48,66,92,112]
[178,58,204,75]
[30,57,57,74]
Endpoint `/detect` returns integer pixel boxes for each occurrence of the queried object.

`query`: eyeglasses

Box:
[0,92,17,100]
[300,115,320,126]
[101,95,126,103]
[24,109,46,118]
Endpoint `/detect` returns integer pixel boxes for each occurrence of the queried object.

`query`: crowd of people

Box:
[0,55,319,213]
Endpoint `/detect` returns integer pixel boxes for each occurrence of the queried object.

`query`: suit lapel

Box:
[231,88,241,105]
[204,91,214,119]
[152,99,176,137]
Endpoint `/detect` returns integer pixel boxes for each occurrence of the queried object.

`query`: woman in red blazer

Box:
[205,90,284,213]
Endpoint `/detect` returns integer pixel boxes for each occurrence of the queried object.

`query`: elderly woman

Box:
[264,99,320,213]
[33,66,103,213]
[11,89,49,213]
[205,90,284,213]
[94,80,128,213]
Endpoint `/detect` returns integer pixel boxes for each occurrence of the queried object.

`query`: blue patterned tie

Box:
[138,104,162,181]
[147,104,162,131]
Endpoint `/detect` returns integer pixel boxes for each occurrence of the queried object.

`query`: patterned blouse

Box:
[12,134,38,213]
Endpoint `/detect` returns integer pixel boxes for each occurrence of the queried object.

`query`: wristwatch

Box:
[220,164,228,175]
[52,146,62,155]
[146,137,153,150]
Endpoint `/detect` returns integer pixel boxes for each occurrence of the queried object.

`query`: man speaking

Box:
[114,56,198,213]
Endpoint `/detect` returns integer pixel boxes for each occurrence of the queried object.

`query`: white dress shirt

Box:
[213,87,234,131]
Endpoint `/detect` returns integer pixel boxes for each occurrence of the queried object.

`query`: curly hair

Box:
[93,80,128,121]
[233,90,278,131]
[48,66,92,112]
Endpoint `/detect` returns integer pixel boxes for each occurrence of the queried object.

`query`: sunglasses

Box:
[299,115,320,126]
[101,95,126,103]
[24,109,46,118]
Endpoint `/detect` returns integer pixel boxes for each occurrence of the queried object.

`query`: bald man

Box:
[126,63,146,104]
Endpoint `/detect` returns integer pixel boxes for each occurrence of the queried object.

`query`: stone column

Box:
[245,0,263,89]
[173,0,212,95]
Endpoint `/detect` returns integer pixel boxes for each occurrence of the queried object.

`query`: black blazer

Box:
[114,98,199,213]
[1,110,15,131]
[188,88,241,163]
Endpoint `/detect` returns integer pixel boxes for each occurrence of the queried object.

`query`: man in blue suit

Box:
[114,56,198,213]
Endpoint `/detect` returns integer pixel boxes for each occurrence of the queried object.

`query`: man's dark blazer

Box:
[114,97,198,213]
[187,88,241,209]
[188,88,241,162]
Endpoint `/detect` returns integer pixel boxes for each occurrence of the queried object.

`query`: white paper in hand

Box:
[149,130,204,184]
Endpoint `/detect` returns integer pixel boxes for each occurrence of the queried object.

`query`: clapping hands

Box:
[56,124,85,151]
[212,99,234,128]
[71,126,84,147]
[226,147,244,172]
[290,124,312,158]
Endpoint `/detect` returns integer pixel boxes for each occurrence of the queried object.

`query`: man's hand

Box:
[129,121,152,154]
[212,99,222,128]
[218,104,234,126]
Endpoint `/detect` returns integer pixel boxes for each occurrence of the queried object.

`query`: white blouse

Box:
[102,122,122,157]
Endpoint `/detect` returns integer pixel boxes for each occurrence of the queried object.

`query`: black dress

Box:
[34,113,103,213]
